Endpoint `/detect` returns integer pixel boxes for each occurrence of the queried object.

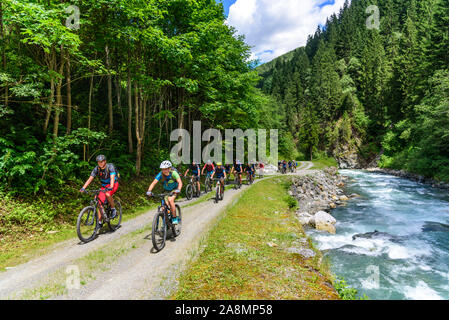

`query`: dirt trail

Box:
[0,163,315,300]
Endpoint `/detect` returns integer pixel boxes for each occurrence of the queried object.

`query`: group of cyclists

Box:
[79,155,266,229]
[278,160,298,174]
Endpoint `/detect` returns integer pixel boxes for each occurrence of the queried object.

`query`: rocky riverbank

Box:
[366,167,449,190]
[290,167,357,234]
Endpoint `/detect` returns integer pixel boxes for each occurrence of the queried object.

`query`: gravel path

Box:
[0,163,314,300]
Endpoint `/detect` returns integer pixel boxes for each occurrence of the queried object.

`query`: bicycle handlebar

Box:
[151,192,177,198]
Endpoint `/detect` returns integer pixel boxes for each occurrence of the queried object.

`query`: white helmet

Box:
[160,160,172,169]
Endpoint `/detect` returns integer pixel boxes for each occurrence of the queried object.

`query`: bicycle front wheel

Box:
[77,206,98,243]
[215,185,220,203]
[186,184,193,200]
[152,211,167,252]
[108,200,122,231]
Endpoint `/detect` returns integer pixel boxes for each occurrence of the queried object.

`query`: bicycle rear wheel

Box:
[152,211,167,252]
[186,184,193,200]
[77,206,98,243]
[108,200,122,231]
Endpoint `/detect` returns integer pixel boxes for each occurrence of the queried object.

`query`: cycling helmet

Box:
[217,162,222,166]
[96,155,106,162]
[160,160,172,169]
[236,160,241,165]
[207,159,212,165]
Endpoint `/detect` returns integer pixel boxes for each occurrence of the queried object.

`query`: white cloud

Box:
[226,0,347,63]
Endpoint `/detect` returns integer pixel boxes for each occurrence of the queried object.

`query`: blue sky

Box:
[215,0,347,63]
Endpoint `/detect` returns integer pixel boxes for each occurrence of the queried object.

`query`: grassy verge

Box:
[172,176,339,300]
[311,157,338,170]
[0,202,158,273]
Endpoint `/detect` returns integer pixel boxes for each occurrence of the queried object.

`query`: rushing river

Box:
[307,170,449,300]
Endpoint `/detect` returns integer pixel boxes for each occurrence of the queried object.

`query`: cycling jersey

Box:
[189,164,200,176]
[215,167,225,179]
[233,163,242,172]
[224,165,231,173]
[203,163,215,173]
[90,163,117,187]
[155,170,181,191]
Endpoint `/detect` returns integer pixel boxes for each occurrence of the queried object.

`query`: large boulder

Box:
[296,212,313,226]
[311,211,337,234]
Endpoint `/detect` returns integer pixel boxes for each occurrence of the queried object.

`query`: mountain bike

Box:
[205,173,213,193]
[185,176,200,200]
[213,178,225,203]
[77,189,122,243]
[151,192,182,252]
[234,172,242,190]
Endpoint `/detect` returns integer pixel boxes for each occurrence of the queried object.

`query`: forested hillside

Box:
[258,0,449,181]
[0,0,281,195]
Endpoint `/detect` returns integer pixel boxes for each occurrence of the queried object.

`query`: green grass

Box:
[311,157,338,170]
[172,176,339,300]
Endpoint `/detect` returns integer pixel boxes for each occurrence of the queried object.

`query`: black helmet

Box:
[96,154,106,162]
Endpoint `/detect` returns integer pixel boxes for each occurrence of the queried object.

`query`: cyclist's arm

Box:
[184,169,189,177]
[147,178,159,193]
[176,177,183,192]
[211,171,215,179]
[201,164,206,175]
[82,176,95,190]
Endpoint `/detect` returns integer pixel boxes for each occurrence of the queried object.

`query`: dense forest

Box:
[0,0,291,196]
[257,0,449,181]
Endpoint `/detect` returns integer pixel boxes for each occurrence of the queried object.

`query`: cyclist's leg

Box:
[105,183,119,209]
[195,175,200,192]
[98,188,108,222]
[167,194,177,218]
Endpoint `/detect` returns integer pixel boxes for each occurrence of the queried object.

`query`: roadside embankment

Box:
[173,176,340,300]
[290,167,357,234]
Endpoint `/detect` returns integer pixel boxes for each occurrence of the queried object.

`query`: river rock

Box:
[296,212,313,226]
[339,195,349,201]
[312,211,337,234]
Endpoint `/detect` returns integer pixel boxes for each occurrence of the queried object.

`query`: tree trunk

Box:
[127,64,133,154]
[53,48,66,140]
[43,77,54,136]
[88,72,94,131]
[85,71,94,161]
[135,83,142,176]
[43,48,56,135]
[0,1,7,107]
[115,75,123,122]
[106,44,113,136]
[66,52,72,134]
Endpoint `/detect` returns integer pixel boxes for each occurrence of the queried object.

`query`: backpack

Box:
[106,163,121,181]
